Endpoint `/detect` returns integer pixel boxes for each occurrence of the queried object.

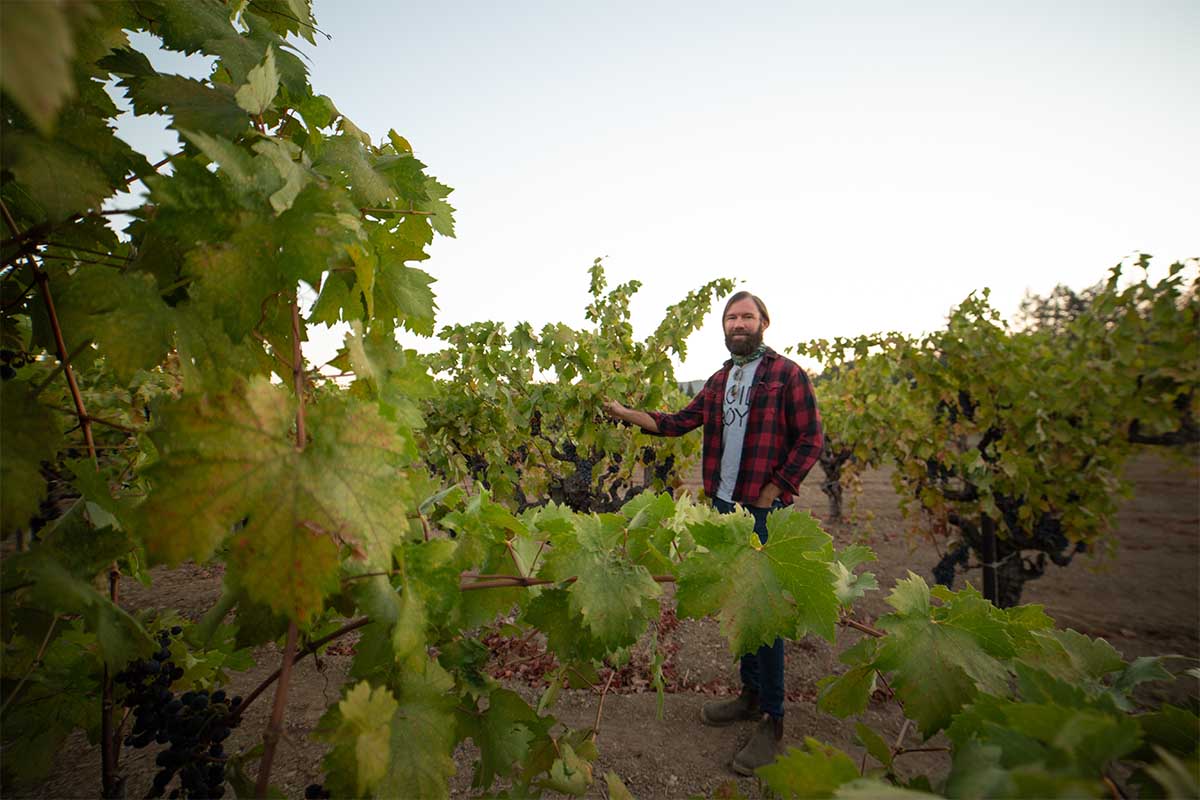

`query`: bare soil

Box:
[28,452,1199,799]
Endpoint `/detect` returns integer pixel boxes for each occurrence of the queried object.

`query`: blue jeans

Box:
[712,497,786,720]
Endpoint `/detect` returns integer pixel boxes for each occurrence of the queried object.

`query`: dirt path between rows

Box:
[28,452,1198,799]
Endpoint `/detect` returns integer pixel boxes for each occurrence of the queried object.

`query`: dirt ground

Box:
[27,452,1199,799]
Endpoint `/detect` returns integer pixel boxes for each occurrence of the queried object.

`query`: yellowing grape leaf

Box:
[135,379,417,621]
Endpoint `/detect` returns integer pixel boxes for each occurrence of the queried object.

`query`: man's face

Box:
[723,298,768,356]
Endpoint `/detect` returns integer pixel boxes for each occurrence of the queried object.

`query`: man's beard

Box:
[725,328,764,356]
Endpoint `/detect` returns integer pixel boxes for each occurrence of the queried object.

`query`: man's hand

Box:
[603,399,628,419]
[752,481,782,508]
[602,399,660,434]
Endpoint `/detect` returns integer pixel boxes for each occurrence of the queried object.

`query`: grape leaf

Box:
[2,134,112,222]
[374,260,437,336]
[677,508,839,657]
[135,379,417,621]
[315,135,396,207]
[123,75,248,139]
[234,45,278,115]
[1134,706,1200,760]
[757,738,860,798]
[319,681,400,797]
[344,321,431,428]
[1,380,64,536]
[873,575,1013,737]
[854,722,894,769]
[175,303,272,393]
[833,779,940,799]
[43,270,174,383]
[0,0,78,133]
[540,513,662,651]
[817,664,876,719]
[320,664,457,797]
[457,688,548,790]
[521,588,608,665]
[28,559,153,669]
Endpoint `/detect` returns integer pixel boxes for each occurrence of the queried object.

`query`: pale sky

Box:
[115,1,1198,379]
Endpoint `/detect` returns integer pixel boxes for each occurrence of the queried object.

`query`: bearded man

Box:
[603,290,824,774]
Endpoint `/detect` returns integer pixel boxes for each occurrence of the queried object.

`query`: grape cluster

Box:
[116,627,242,799]
[0,349,27,381]
[304,784,331,799]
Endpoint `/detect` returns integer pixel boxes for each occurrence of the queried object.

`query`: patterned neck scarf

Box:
[731,344,767,366]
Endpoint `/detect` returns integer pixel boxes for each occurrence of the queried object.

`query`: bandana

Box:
[731,344,768,366]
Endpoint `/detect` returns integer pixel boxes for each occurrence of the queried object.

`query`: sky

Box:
[118,1,1199,379]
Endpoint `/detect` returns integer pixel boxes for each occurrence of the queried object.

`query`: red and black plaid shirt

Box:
[648,348,823,505]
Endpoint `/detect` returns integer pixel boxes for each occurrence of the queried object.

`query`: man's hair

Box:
[723,291,770,324]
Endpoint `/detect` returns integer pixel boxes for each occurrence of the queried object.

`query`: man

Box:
[603,290,823,775]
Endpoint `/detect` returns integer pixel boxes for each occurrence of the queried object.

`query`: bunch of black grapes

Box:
[116,627,242,799]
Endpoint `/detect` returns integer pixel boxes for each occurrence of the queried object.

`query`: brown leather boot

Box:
[732,714,783,775]
[699,690,760,726]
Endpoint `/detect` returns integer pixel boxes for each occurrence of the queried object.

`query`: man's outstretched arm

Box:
[603,400,661,433]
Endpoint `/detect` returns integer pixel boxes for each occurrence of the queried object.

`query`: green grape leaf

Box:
[0,0,78,133]
[1134,706,1200,760]
[1,380,64,536]
[175,303,272,394]
[831,559,878,606]
[757,738,860,798]
[386,661,458,795]
[677,508,839,657]
[345,321,432,428]
[854,723,894,769]
[234,45,278,115]
[816,664,876,719]
[389,584,428,669]
[375,260,437,336]
[521,588,608,665]
[1113,656,1174,695]
[315,135,396,207]
[1019,627,1126,687]
[419,176,456,237]
[298,93,338,131]
[539,513,662,651]
[2,134,112,221]
[52,270,173,383]
[873,576,1013,737]
[28,560,153,669]
[124,75,249,139]
[458,688,549,790]
[941,740,1012,800]
[538,741,594,795]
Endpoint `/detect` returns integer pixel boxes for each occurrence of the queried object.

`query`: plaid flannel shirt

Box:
[648,348,823,505]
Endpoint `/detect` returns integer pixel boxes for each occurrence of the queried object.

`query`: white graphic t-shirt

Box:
[716,356,762,502]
